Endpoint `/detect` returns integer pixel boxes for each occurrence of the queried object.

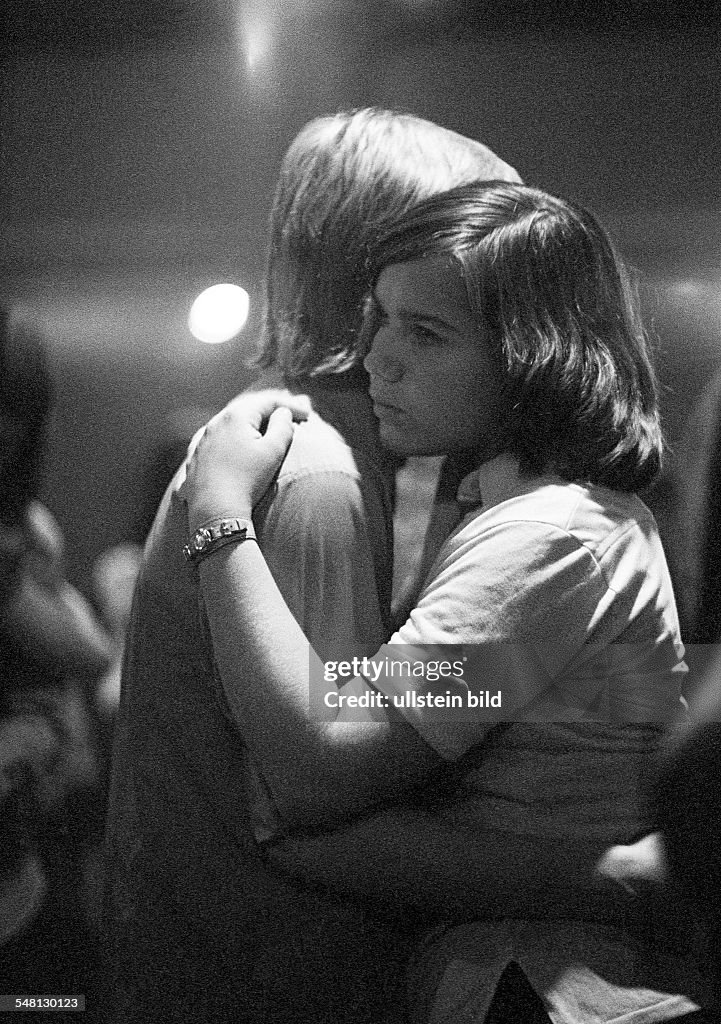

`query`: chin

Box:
[378,431,414,456]
[378,424,436,457]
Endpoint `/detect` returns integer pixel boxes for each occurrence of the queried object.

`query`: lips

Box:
[369,389,402,412]
[370,398,403,419]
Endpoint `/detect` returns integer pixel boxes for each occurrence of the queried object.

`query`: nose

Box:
[363,330,405,383]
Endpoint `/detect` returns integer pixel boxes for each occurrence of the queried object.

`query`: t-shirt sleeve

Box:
[245,465,394,841]
[368,519,609,760]
[258,465,392,660]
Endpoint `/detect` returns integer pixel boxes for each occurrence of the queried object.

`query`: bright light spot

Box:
[245,21,271,68]
[668,280,706,299]
[188,284,250,345]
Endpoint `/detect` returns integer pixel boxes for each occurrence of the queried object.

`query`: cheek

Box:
[428,354,492,405]
[449,368,502,432]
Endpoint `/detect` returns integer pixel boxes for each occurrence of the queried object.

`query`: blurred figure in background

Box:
[92,543,143,725]
[0,305,111,999]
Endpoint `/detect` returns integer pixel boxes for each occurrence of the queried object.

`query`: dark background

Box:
[2,0,720,589]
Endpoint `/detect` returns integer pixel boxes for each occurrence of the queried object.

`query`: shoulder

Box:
[452,479,659,571]
[457,458,655,554]
[260,441,393,563]
[268,412,395,531]
[404,479,667,645]
[276,412,362,483]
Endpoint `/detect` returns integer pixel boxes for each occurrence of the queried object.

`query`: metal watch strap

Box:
[183,517,256,567]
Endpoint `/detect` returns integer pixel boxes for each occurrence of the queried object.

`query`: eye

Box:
[410,322,444,345]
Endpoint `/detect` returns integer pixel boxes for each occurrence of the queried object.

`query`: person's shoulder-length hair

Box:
[255,107,521,380]
[368,181,663,493]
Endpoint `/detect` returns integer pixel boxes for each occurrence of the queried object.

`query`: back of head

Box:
[368,181,663,492]
[257,107,521,379]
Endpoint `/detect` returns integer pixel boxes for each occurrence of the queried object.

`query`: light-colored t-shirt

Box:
[369,454,706,1023]
[370,453,686,845]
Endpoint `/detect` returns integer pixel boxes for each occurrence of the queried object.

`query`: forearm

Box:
[199,540,439,828]
[264,808,626,926]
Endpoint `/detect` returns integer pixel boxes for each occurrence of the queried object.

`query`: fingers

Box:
[225,389,312,430]
[595,832,668,895]
[190,390,311,455]
[262,406,297,459]
[180,390,304,525]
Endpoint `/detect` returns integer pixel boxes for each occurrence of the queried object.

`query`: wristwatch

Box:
[183,517,256,567]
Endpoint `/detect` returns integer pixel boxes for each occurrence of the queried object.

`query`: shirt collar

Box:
[457,453,529,510]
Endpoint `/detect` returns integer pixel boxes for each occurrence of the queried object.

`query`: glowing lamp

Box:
[188,284,250,344]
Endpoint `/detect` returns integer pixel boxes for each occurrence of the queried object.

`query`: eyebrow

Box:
[370,289,456,333]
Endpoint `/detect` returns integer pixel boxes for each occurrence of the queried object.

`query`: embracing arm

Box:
[184,392,442,830]
[196,533,441,829]
[265,807,638,927]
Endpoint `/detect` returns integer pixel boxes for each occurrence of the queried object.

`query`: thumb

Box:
[263,406,297,457]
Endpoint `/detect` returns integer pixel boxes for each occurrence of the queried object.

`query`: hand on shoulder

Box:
[182,389,311,531]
